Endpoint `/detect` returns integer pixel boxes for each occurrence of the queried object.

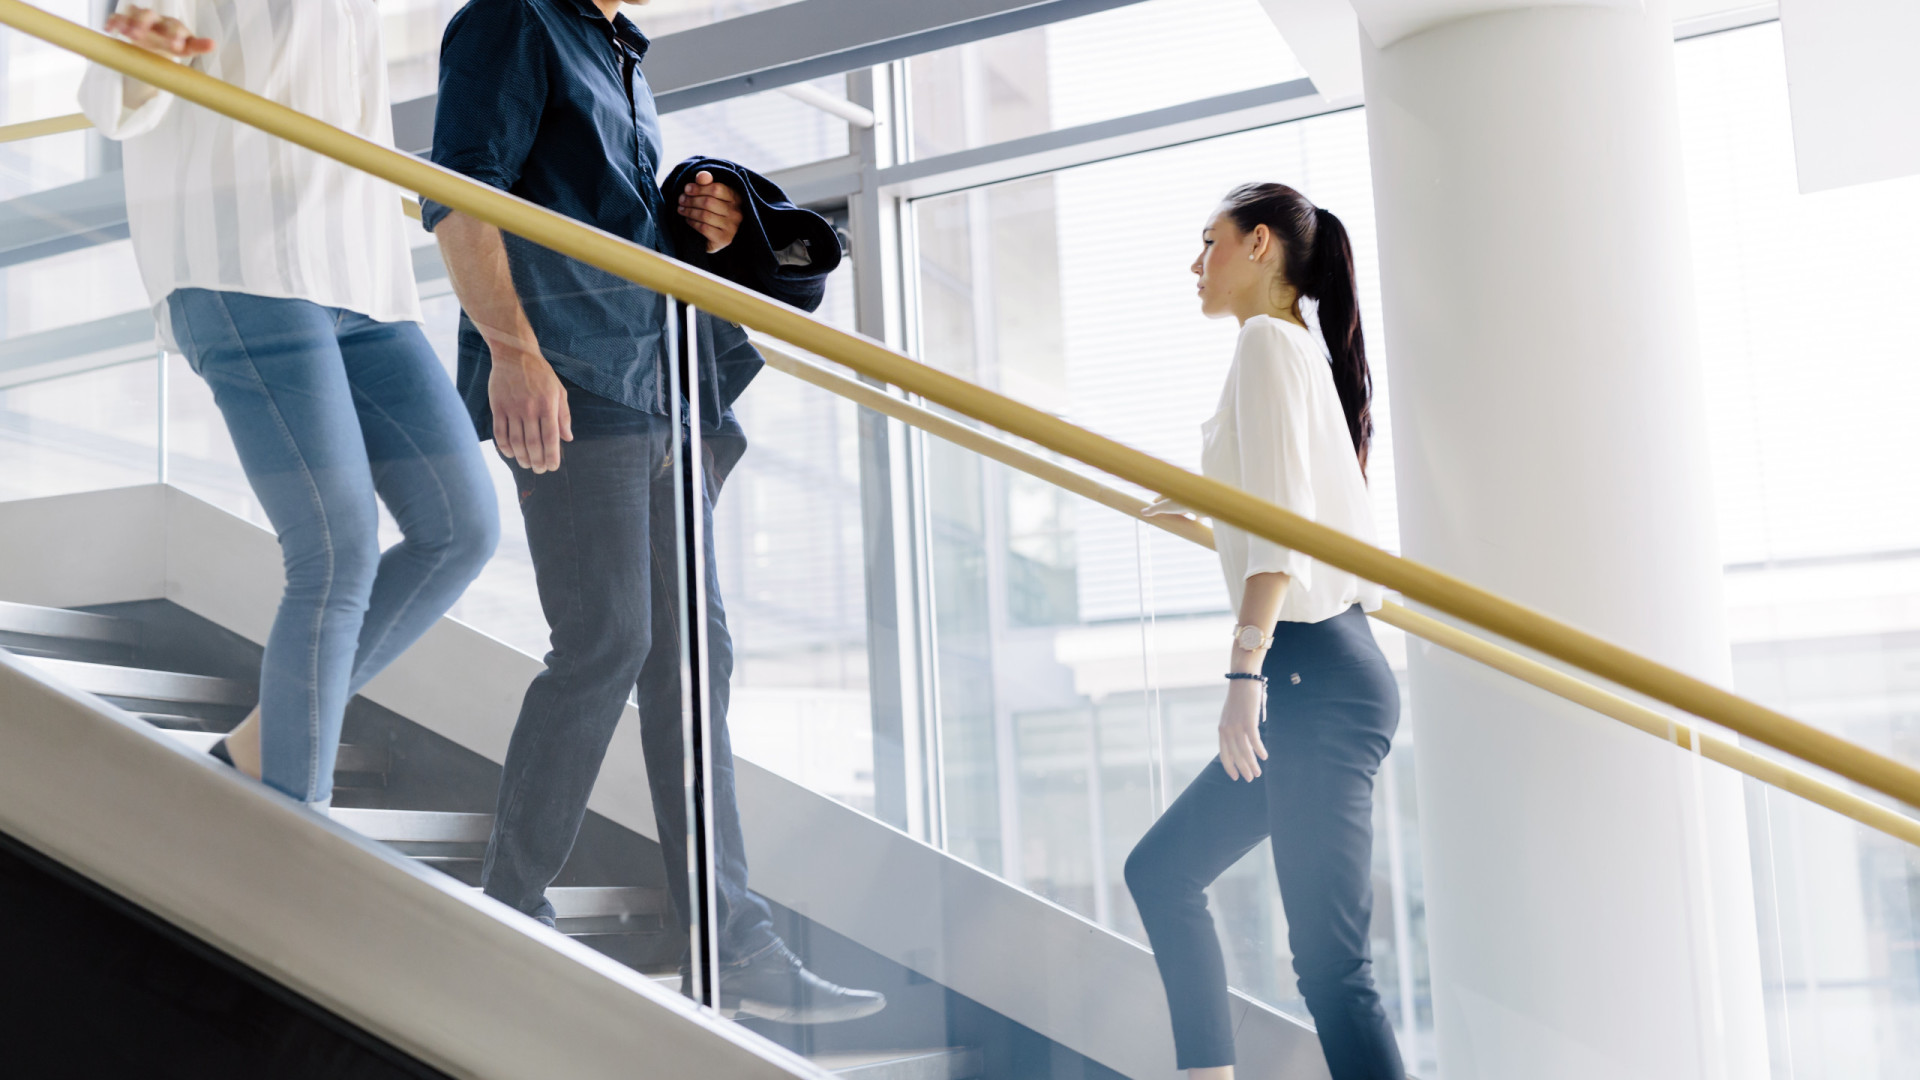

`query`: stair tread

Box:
[0,600,140,645]
[816,1048,981,1079]
[158,729,383,774]
[15,655,254,707]
[330,807,493,844]
[468,884,668,920]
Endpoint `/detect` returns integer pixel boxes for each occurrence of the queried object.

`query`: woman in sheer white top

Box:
[1125,184,1407,1080]
[79,5,497,812]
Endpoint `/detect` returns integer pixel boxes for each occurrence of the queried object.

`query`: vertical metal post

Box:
[667,299,721,1009]
[1134,519,1166,818]
[1381,744,1417,1040]
[156,351,168,484]
[847,63,923,836]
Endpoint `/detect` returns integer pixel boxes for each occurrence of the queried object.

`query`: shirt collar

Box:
[566,0,652,59]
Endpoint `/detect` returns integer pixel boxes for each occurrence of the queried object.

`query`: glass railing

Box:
[3,5,1918,1076]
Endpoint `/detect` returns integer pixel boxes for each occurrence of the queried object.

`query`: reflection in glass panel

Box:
[0,359,156,502]
[658,76,852,176]
[712,273,874,814]
[0,11,101,200]
[4,240,149,338]
[908,0,1308,160]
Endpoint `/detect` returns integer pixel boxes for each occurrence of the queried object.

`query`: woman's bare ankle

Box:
[1189,1067,1233,1080]
[226,708,264,781]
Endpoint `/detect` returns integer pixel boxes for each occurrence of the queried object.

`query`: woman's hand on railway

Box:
[106,7,215,57]
[1143,497,1194,519]
[1217,677,1267,782]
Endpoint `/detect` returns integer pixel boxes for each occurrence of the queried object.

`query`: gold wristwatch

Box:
[1233,624,1273,652]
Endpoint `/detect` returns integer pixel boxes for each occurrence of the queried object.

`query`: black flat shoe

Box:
[209,739,235,767]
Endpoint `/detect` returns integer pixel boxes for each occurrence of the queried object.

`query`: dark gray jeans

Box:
[480,406,776,963]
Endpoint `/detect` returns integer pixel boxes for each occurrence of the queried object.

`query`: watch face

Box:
[1237,626,1261,650]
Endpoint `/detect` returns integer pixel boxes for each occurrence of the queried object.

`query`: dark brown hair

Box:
[1221,182,1373,475]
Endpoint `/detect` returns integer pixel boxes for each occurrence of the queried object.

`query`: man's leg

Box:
[637,425,884,1022]
[636,430,776,960]
[480,431,653,924]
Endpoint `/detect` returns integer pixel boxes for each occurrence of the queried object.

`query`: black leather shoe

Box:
[682,942,886,1024]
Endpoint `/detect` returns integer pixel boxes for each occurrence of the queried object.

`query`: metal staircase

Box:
[0,597,981,1080]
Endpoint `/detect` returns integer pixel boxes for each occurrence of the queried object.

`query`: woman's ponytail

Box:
[1305,207,1372,476]
[1221,184,1375,476]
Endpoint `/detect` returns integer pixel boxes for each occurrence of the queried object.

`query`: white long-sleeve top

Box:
[1201,314,1384,623]
[77,0,420,349]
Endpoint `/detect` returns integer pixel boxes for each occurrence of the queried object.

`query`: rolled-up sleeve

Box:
[77,0,196,140]
[1234,326,1316,589]
[420,0,548,232]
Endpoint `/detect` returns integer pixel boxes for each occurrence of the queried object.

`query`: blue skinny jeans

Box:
[168,288,499,805]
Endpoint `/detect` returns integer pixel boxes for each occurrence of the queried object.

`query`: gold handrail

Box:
[0,110,88,143]
[756,337,1920,848]
[10,0,1919,812]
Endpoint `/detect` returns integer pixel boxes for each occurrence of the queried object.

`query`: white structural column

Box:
[1357,2,1769,1077]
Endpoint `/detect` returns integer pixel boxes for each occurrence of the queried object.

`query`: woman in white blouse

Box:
[1126,184,1405,1080]
[79,5,497,812]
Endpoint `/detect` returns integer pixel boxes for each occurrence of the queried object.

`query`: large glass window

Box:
[1676,22,1920,1077]
[908,0,1309,160]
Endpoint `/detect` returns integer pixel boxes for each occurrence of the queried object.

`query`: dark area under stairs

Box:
[0,598,1133,1080]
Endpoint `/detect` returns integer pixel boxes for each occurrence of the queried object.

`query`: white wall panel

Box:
[1780,0,1920,192]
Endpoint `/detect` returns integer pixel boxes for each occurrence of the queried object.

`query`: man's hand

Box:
[106,7,215,57]
[488,341,572,474]
[677,171,743,254]
[434,211,568,472]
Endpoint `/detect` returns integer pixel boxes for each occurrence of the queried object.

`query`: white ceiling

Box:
[1260,0,1777,97]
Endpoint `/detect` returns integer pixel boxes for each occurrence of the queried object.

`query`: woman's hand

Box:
[1218,677,1267,781]
[105,6,214,113]
[106,7,215,57]
[1143,497,1194,519]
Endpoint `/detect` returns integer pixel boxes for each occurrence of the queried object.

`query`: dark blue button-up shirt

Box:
[422,0,676,432]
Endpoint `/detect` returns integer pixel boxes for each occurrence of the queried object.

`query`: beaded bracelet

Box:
[1223,672,1267,684]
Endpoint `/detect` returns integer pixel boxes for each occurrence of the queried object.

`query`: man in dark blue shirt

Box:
[424,0,883,1024]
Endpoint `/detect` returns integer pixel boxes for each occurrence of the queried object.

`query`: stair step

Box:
[818,1049,982,1080]
[0,600,140,645]
[469,885,671,934]
[137,712,228,731]
[16,655,253,708]
[331,808,493,845]
[161,729,384,774]
[544,885,670,921]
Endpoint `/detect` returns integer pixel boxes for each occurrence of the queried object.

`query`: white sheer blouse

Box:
[1200,315,1384,623]
[76,0,421,350]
